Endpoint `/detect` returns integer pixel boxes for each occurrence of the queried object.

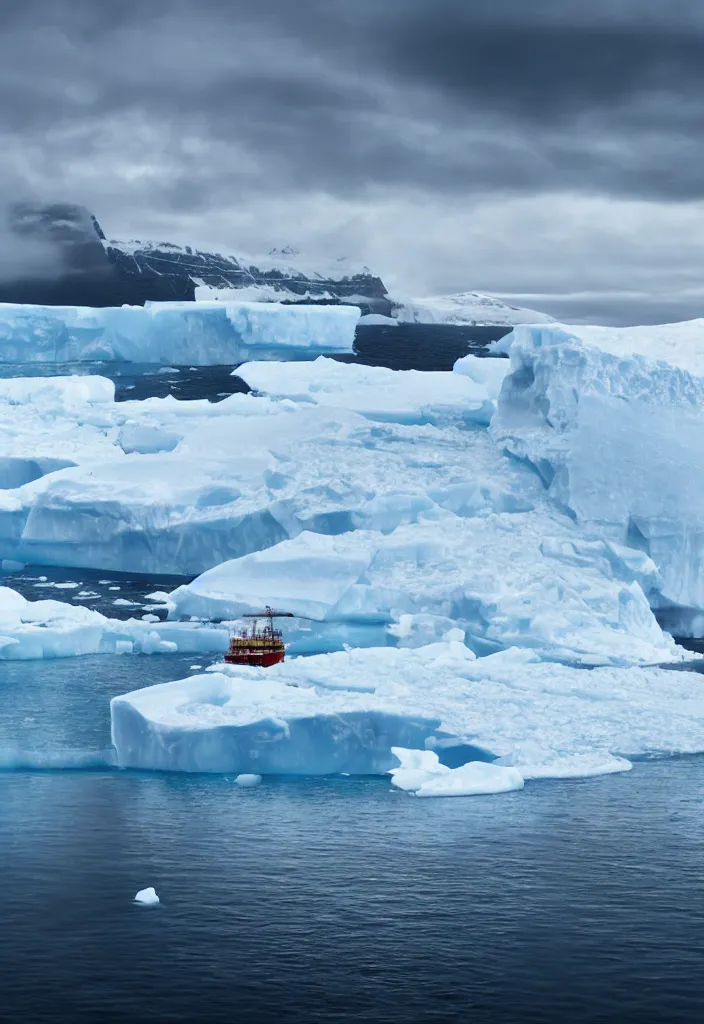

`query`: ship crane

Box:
[224,605,295,667]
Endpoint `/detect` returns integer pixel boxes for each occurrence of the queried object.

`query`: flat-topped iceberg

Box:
[238,357,495,426]
[0,300,359,365]
[110,643,704,779]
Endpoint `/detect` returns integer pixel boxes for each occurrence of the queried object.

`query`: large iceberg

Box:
[110,642,704,777]
[0,356,687,664]
[491,319,704,635]
[0,300,360,365]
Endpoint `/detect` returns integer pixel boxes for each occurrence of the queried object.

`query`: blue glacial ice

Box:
[0,353,687,664]
[0,585,229,660]
[491,319,704,635]
[110,641,704,779]
[0,300,360,365]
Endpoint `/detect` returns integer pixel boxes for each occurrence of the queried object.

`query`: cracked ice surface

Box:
[110,643,704,778]
[0,355,687,663]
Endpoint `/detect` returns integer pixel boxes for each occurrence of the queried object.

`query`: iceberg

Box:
[237,357,495,426]
[134,887,160,906]
[0,300,359,365]
[110,670,441,775]
[235,774,262,787]
[0,584,229,660]
[491,319,704,634]
[111,642,704,778]
[169,519,676,666]
[0,345,690,663]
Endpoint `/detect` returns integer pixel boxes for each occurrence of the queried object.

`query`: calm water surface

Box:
[3,757,704,1023]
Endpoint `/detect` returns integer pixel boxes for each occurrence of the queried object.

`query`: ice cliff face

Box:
[491,320,704,635]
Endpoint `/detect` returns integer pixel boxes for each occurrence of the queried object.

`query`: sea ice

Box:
[0,585,229,660]
[110,642,704,779]
[238,357,495,426]
[134,887,159,906]
[414,761,524,798]
[169,520,676,666]
[0,300,359,365]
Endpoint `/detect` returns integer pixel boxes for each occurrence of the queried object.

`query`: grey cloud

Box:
[1,0,703,321]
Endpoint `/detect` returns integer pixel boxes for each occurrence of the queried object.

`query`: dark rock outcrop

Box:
[0,202,391,314]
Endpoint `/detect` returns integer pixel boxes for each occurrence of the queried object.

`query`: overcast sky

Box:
[2,0,704,323]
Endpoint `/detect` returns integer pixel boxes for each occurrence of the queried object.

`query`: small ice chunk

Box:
[389,747,450,792]
[235,774,262,788]
[415,762,525,798]
[134,887,160,905]
[141,613,160,623]
[190,664,202,670]
[113,598,139,607]
[109,586,121,591]
[54,582,79,590]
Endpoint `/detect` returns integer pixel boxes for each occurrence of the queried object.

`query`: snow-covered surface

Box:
[389,746,524,797]
[238,357,495,426]
[0,301,359,365]
[357,313,398,326]
[453,354,510,401]
[111,642,704,778]
[0,356,686,664]
[0,585,229,660]
[492,320,704,634]
[392,292,555,327]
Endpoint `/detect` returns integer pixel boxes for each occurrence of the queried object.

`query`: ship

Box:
[224,606,295,667]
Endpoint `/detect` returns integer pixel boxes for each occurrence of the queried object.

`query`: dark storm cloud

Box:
[1,0,704,321]
[3,0,704,204]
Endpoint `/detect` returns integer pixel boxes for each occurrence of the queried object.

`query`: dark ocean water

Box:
[3,751,704,1024]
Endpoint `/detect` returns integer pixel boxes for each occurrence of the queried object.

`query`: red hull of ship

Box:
[224,650,285,668]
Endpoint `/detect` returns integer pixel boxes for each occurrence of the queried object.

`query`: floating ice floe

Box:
[235,774,262,787]
[0,300,360,364]
[238,356,495,426]
[134,887,160,906]
[0,585,229,660]
[389,749,524,798]
[110,642,704,779]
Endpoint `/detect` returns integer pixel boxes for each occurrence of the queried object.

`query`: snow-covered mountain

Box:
[0,203,391,313]
[1,203,555,326]
[392,291,556,326]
